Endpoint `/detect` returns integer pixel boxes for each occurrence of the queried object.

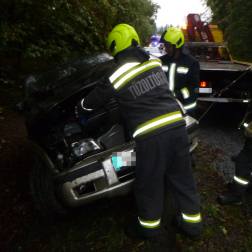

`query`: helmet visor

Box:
[109,40,116,54]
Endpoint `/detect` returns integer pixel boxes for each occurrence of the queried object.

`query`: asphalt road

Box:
[195,101,248,182]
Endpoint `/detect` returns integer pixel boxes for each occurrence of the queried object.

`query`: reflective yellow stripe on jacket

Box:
[168,65,189,91]
[133,111,183,138]
[184,102,197,110]
[181,87,190,99]
[109,59,162,90]
[162,65,168,72]
[169,63,176,91]
[177,67,189,74]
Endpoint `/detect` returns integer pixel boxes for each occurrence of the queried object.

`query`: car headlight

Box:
[71,139,101,157]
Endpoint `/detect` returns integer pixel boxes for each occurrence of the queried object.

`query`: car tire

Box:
[29,158,71,220]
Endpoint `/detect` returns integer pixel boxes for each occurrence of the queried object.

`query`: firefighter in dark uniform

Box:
[218,121,252,204]
[75,24,202,241]
[159,27,200,118]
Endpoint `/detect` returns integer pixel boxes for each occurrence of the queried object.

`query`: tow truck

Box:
[184,14,252,104]
[144,14,252,126]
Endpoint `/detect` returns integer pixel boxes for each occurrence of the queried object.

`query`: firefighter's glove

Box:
[75,98,92,118]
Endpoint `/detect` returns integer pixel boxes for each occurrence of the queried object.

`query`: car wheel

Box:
[29,158,71,220]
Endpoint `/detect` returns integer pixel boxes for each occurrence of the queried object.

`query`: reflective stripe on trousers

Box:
[182,213,201,223]
[133,111,183,138]
[138,217,161,229]
[234,176,249,185]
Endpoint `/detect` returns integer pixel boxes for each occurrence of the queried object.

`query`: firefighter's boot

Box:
[173,216,201,241]
[217,181,248,205]
[124,223,157,242]
[217,193,243,205]
[246,182,252,193]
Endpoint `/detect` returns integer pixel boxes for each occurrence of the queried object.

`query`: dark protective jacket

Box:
[159,51,200,110]
[83,46,186,140]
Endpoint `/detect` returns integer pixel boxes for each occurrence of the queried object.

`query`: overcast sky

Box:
[152,0,211,28]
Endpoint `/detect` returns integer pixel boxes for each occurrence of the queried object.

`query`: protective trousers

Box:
[134,126,201,237]
[231,139,252,196]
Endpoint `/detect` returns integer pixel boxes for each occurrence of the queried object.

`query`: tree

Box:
[157,26,164,34]
[203,0,252,62]
[0,0,159,105]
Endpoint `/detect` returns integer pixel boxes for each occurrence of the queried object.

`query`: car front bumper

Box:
[54,115,199,208]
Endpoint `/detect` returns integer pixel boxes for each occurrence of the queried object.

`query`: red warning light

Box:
[200,81,207,87]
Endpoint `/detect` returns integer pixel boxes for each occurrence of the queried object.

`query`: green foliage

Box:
[204,0,252,62]
[0,0,159,105]
[219,225,227,235]
[0,0,159,62]
[202,203,225,221]
[203,226,215,238]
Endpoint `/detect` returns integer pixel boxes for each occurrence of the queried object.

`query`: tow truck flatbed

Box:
[144,47,250,72]
[199,61,249,71]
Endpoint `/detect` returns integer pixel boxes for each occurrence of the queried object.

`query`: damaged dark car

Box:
[18,52,199,220]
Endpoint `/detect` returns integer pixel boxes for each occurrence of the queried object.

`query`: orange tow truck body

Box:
[179,13,252,110]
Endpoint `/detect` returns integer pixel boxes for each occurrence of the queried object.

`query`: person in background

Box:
[218,121,252,204]
[159,27,200,118]
[75,24,202,241]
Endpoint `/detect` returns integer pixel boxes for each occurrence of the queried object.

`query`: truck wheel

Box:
[29,159,71,220]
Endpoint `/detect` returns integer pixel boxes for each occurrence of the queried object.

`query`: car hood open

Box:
[20,53,114,116]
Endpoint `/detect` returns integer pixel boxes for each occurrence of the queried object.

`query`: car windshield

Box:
[24,53,113,97]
